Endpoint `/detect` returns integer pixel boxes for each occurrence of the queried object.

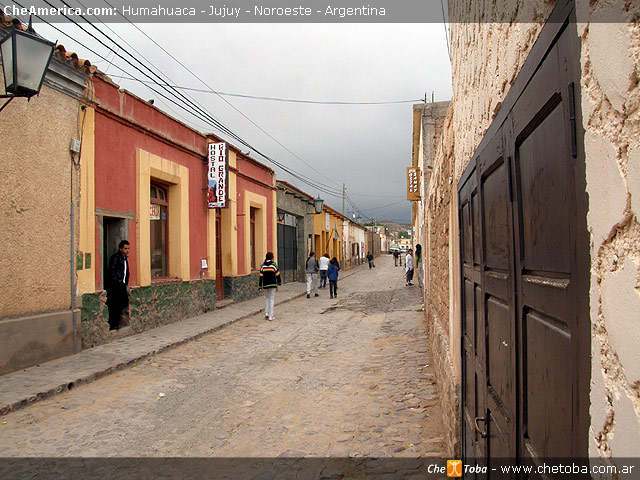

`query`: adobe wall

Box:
[0,74,82,317]
[577,1,640,456]
[0,52,88,373]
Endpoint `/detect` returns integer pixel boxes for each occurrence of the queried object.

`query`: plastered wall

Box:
[577,1,640,457]
[0,78,82,317]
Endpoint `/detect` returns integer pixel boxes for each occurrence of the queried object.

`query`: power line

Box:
[23,1,371,213]
[99,9,349,198]
[97,75,423,105]
[440,0,451,61]
[360,199,408,212]
[29,0,345,201]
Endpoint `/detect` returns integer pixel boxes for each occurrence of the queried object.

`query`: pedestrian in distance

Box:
[258,251,281,321]
[306,251,320,298]
[106,240,130,330]
[319,253,330,288]
[405,248,415,286]
[328,257,339,299]
[367,251,374,269]
[393,249,399,266]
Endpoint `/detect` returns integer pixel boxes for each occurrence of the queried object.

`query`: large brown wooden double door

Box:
[459,1,590,474]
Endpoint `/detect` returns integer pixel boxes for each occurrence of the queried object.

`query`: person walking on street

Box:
[106,240,130,330]
[258,251,281,321]
[405,248,415,286]
[415,244,423,288]
[393,249,399,266]
[328,257,339,299]
[319,253,330,288]
[366,251,374,269]
[306,251,319,298]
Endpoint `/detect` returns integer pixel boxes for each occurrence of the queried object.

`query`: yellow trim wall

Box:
[77,106,96,294]
[136,149,190,286]
[243,191,268,274]
[221,150,238,277]
[272,188,277,261]
[206,208,216,278]
[313,209,344,263]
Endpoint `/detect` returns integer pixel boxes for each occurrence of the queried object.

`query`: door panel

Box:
[459,3,589,471]
[524,309,572,457]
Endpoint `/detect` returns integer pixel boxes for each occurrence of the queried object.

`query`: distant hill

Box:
[378,221,410,236]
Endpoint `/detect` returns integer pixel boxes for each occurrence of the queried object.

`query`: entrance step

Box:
[215,298,235,310]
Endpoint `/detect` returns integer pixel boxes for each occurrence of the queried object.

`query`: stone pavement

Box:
[0,266,364,417]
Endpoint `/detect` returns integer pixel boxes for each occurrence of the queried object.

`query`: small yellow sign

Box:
[407,167,420,201]
[447,460,463,477]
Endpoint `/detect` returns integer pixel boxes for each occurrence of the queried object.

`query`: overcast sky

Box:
[35,21,452,223]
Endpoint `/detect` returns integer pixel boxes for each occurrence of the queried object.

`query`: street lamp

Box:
[0,18,55,113]
[313,196,324,214]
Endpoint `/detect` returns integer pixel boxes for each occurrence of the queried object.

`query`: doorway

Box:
[102,216,128,290]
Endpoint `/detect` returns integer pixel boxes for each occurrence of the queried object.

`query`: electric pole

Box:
[342,183,345,217]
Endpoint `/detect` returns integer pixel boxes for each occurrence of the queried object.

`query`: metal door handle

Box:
[474,416,488,438]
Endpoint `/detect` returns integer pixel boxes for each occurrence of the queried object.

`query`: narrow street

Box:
[1,256,444,463]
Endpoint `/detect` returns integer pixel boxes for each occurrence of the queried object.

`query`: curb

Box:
[0,268,363,417]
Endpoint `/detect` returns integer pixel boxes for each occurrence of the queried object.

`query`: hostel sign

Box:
[407,167,420,201]
[207,142,228,208]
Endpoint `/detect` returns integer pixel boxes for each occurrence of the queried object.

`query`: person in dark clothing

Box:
[106,240,130,330]
[366,251,374,269]
[393,249,399,266]
[328,257,340,299]
[259,252,281,321]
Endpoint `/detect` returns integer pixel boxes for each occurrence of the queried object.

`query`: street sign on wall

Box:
[207,142,228,208]
[407,167,420,201]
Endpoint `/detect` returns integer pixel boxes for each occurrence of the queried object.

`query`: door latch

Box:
[474,416,488,438]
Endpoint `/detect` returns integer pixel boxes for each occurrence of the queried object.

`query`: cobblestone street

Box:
[1,256,444,471]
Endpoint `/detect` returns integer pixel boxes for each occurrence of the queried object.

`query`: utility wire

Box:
[440,0,451,61]
[98,5,349,198]
[360,199,408,212]
[100,75,423,105]
[32,0,345,200]
[23,0,368,210]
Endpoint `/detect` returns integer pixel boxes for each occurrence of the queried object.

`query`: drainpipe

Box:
[70,154,76,352]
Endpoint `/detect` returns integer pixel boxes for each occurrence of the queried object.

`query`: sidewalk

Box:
[0,265,365,417]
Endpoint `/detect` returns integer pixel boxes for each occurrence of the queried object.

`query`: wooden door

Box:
[459,1,589,473]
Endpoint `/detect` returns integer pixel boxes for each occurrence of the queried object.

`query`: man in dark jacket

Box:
[106,240,130,330]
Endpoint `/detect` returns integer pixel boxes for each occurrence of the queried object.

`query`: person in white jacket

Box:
[405,249,414,286]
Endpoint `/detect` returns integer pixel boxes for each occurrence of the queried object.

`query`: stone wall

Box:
[424,106,458,455]
[81,279,216,348]
[224,274,261,303]
[577,2,640,457]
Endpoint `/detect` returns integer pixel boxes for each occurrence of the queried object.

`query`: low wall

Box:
[0,310,81,375]
[224,274,261,303]
[81,279,216,348]
[427,310,460,457]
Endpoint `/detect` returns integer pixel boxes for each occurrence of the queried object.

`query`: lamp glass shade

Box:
[313,197,324,214]
[0,29,54,96]
[0,33,13,92]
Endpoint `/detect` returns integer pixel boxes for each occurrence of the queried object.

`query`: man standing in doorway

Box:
[107,240,130,330]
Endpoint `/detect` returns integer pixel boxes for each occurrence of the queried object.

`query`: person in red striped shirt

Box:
[258,252,282,321]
